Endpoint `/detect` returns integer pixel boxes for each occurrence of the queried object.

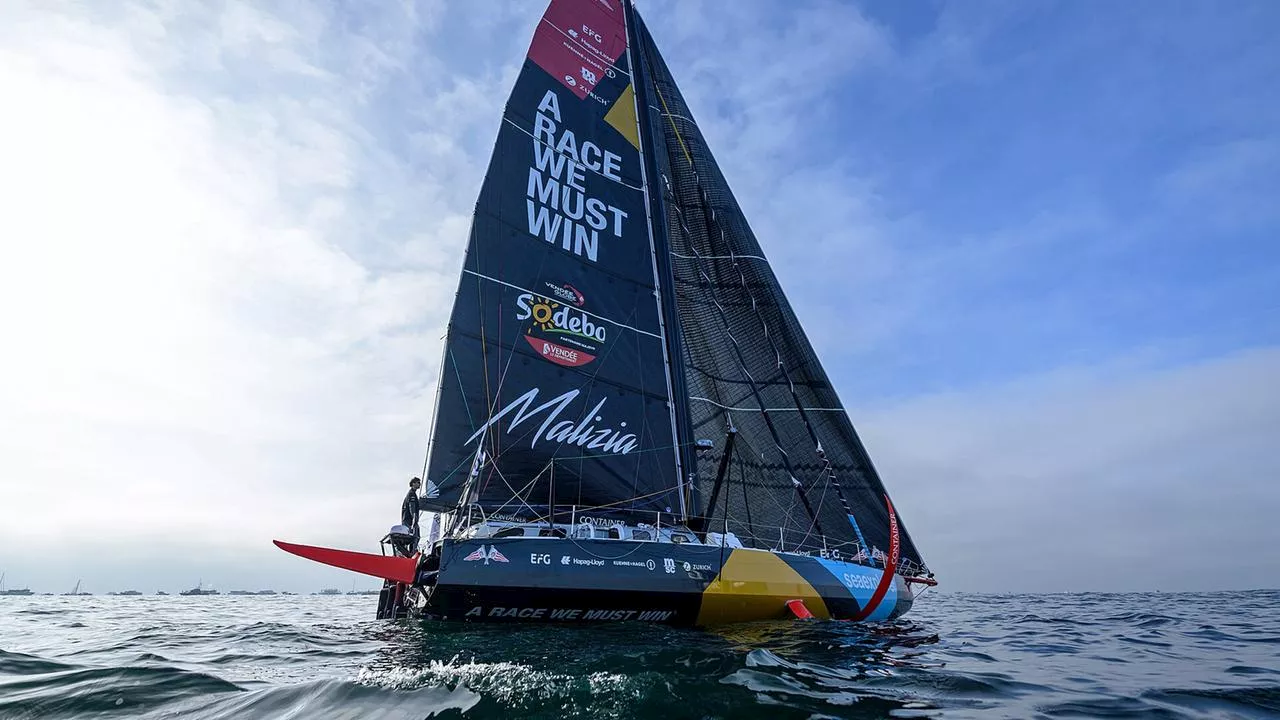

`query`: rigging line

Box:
[710,402,796,539]
[457,270,686,511]
[569,481,686,511]
[501,118,644,191]
[461,270,663,339]
[711,215,867,549]
[735,453,755,547]
[665,193,825,540]
[658,111,696,126]
[565,533,649,561]
[650,82,692,167]
[539,19,631,79]
[790,461,834,551]
[448,348,477,431]
[462,313,672,471]
[471,426,689,487]
[695,184,846,547]
[483,253,530,414]
[670,252,767,262]
[471,238,497,504]
[689,397,843,412]
[627,7,692,524]
[420,328,452,481]
[486,462,544,520]
[473,250,559,484]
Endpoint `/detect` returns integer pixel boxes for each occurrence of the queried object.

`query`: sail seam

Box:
[624,0,688,521]
[502,118,644,191]
[539,18,632,79]
[689,396,843,412]
[462,269,663,339]
[670,252,767,261]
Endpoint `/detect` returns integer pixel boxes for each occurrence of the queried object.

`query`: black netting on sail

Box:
[632,12,927,572]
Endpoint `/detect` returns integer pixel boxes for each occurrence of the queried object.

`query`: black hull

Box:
[412,537,912,626]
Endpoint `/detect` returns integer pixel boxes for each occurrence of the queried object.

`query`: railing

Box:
[446,502,933,579]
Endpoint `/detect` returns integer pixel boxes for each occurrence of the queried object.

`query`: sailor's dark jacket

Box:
[401,489,421,530]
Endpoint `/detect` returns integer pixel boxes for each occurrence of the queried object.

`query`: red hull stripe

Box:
[273,540,417,584]
[849,495,900,622]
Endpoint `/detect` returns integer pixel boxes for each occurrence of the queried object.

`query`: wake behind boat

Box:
[277,0,935,625]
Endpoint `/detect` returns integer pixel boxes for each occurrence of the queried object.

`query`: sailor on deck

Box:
[401,477,425,546]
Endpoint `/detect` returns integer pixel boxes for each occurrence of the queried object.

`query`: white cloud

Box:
[0,0,477,582]
[1,0,1275,598]
[859,346,1280,592]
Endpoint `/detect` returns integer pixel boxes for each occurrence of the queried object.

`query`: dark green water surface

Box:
[1,591,1278,718]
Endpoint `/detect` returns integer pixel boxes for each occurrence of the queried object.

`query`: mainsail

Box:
[426,0,927,577]
[425,0,684,524]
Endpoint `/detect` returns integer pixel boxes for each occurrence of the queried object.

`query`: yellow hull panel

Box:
[696,548,830,625]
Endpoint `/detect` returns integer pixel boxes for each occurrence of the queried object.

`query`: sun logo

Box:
[528,296,559,331]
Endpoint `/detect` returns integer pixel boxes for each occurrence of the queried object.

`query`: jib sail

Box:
[424,0,684,524]
[630,12,929,573]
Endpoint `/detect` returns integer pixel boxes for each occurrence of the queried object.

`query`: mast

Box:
[622,0,694,523]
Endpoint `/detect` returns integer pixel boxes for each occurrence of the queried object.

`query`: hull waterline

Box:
[416,538,913,626]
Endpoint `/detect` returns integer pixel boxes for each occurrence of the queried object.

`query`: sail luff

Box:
[620,0,686,522]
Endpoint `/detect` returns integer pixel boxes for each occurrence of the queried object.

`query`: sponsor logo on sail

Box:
[516,291,605,368]
[543,281,585,306]
[465,387,638,456]
[463,546,509,565]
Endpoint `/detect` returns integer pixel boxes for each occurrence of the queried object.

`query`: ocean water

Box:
[1,591,1277,719]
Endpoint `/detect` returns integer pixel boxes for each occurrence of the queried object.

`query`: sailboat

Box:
[179,580,219,596]
[62,580,91,596]
[0,573,34,596]
[276,0,935,624]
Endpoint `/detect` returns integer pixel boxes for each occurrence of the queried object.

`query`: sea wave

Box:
[1,591,1278,718]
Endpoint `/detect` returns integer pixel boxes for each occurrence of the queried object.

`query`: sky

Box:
[1,0,1277,595]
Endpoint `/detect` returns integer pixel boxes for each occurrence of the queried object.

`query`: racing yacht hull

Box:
[415,537,913,625]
